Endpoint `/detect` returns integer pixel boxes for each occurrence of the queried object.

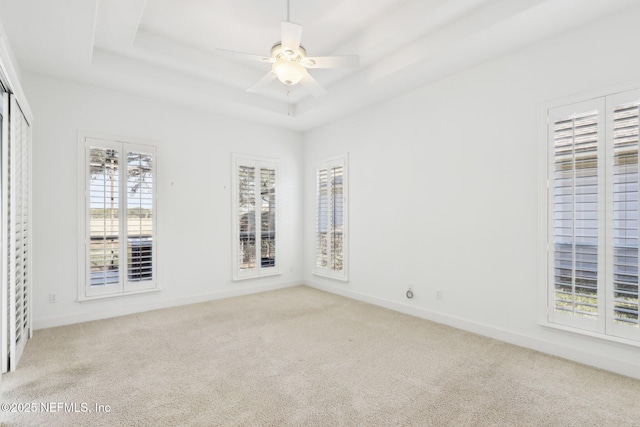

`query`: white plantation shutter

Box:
[547,89,640,342]
[5,95,31,371]
[549,101,605,333]
[232,155,278,280]
[608,90,640,341]
[125,145,156,292]
[238,165,257,272]
[316,168,329,268]
[316,168,329,269]
[315,155,348,280]
[87,142,122,296]
[260,168,276,268]
[81,136,156,299]
[331,165,344,271]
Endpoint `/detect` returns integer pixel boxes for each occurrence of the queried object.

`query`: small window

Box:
[232,154,279,280]
[314,154,348,281]
[78,134,157,300]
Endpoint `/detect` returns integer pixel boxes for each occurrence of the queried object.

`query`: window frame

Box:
[231,153,280,281]
[313,153,349,282]
[541,87,640,346]
[77,132,158,301]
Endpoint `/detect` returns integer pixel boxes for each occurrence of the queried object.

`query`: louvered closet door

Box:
[1,92,8,374]
[7,95,30,372]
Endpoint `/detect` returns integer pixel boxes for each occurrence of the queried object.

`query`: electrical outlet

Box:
[49,293,57,303]
[436,290,443,300]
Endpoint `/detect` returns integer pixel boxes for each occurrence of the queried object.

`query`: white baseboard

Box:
[304,280,640,380]
[33,281,300,330]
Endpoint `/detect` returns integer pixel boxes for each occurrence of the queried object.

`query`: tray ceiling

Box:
[1,0,638,131]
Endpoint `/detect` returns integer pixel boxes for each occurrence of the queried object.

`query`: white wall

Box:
[303,7,640,379]
[26,73,303,329]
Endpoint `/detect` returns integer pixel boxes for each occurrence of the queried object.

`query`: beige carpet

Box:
[1,285,639,426]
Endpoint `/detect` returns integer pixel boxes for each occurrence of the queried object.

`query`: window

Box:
[314,154,348,281]
[232,155,278,280]
[78,134,157,300]
[546,88,640,342]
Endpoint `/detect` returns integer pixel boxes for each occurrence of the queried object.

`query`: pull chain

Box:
[287,87,291,116]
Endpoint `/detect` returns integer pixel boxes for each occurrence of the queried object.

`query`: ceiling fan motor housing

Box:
[271,42,307,62]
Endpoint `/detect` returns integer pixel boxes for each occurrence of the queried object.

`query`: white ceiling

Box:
[1,0,639,131]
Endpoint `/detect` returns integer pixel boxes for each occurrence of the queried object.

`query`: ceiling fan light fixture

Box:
[272,59,305,86]
[220,4,357,97]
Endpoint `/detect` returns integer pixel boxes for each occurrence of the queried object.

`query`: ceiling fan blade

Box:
[281,21,303,55]
[302,55,359,69]
[216,48,273,63]
[247,71,277,93]
[299,71,327,97]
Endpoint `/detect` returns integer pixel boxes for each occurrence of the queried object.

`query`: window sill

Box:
[313,271,348,282]
[232,271,281,282]
[538,321,640,349]
[78,287,161,303]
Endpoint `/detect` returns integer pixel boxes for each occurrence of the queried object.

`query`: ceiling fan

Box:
[217,0,359,97]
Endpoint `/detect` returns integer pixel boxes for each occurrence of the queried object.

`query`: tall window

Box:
[547,88,640,342]
[315,155,348,281]
[79,134,157,299]
[232,155,278,280]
